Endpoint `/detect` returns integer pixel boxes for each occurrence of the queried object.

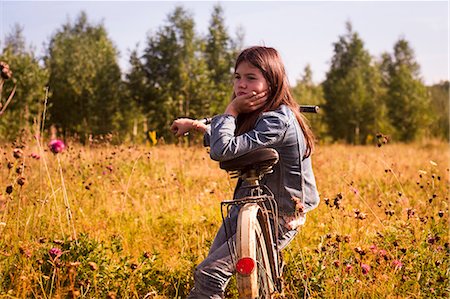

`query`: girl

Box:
[171,46,320,298]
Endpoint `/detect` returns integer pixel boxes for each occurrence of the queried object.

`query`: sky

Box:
[1,1,448,85]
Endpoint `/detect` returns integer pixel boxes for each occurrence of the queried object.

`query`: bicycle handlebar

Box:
[299,105,320,113]
[197,105,319,125]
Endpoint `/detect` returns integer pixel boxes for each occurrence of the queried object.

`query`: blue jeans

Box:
[187,207,298,298]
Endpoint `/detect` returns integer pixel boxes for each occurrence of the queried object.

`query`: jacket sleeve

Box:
[209,111,289,162]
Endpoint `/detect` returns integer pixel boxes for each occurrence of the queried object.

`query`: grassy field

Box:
[0,137,448,298]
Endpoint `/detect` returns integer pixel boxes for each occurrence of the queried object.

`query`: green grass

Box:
[0,138,448,298]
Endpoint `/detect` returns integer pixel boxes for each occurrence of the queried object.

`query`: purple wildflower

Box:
[345,264,353,273]
[49,247,62,258]
[378,249,387,257]
[30,153,40,160]
[361,263,371,275]
[48,139,65,154]
[392,259,403,269]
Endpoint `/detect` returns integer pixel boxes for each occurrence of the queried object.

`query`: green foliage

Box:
[427,81,449,141]
[291,65,328,141]
[380,39,432,142]
[322,22,386,144]
[125,5,239,143]
[204,4,238,115]
[45,11,124,142]
[139,6,204,141]
[0,10,444,145]
[0,25,49,140]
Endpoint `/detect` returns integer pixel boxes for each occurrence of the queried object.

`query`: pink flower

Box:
[48,247,62,258]
[361,263,371,275]
[30,153,40,160]
[350,186,359,195]
[369,244,378,253]
[392,259,403,269]
[48,139,65,154]
[378,249,387,257]
[345,264,353,273]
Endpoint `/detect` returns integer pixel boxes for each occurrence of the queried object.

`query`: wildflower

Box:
[378,249,388,259]
[427,236,436,245]
[350,186,359,195]
[49,247,62,258]
[369,244,378,253]
[13,148,23,159]
[17,177,26,186]
[30,153,40,160]
[48,139,65,154]
[357,212,367,220]
[345,264,353,273]
[385,209,395,216]
[19,246,32,258]
[361,263,371,275]
[5,185,13,194]
[392,259,403,269]
[354,247,366,256]
[88,261,98,271]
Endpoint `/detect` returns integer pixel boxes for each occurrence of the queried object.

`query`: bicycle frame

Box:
[220,183,283,293]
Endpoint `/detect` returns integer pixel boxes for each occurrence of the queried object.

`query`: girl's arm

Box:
[170,118,207,137]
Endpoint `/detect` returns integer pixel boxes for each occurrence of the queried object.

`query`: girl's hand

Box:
[225,90,268,116]
[170,118,207,137]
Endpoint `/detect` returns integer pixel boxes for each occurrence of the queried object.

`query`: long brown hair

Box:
[233,46,315,158]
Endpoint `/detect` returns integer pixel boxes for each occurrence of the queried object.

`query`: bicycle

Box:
[190,105,318,298]
[220,147,282,298]
[206,105,319,298]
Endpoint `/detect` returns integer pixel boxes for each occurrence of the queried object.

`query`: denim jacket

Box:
[204,104,320,216]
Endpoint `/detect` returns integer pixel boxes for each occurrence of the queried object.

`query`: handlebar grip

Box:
[300,105,319,113]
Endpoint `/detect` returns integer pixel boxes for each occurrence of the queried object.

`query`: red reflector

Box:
[236,257,255,275]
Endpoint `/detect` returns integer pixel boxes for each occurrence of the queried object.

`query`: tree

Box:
[141,6,214,141]
[46,11,123,142]
[122,47,150,143]
[322,22,386,144]
[204,4,237,115]
[291,65,327,140]
[427,81,449,141]
[380,38,432,141]
[0,24,48,141]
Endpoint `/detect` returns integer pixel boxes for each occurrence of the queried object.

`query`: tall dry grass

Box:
[0,138,448,298]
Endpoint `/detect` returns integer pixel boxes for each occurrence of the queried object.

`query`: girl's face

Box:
[233,61,269,97]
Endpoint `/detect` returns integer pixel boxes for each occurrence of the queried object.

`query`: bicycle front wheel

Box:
[236,203,275,298]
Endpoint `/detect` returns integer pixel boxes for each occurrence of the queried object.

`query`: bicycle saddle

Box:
[219,148,279,173]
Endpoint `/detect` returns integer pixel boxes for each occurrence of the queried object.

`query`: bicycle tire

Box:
[236,203,275,298]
